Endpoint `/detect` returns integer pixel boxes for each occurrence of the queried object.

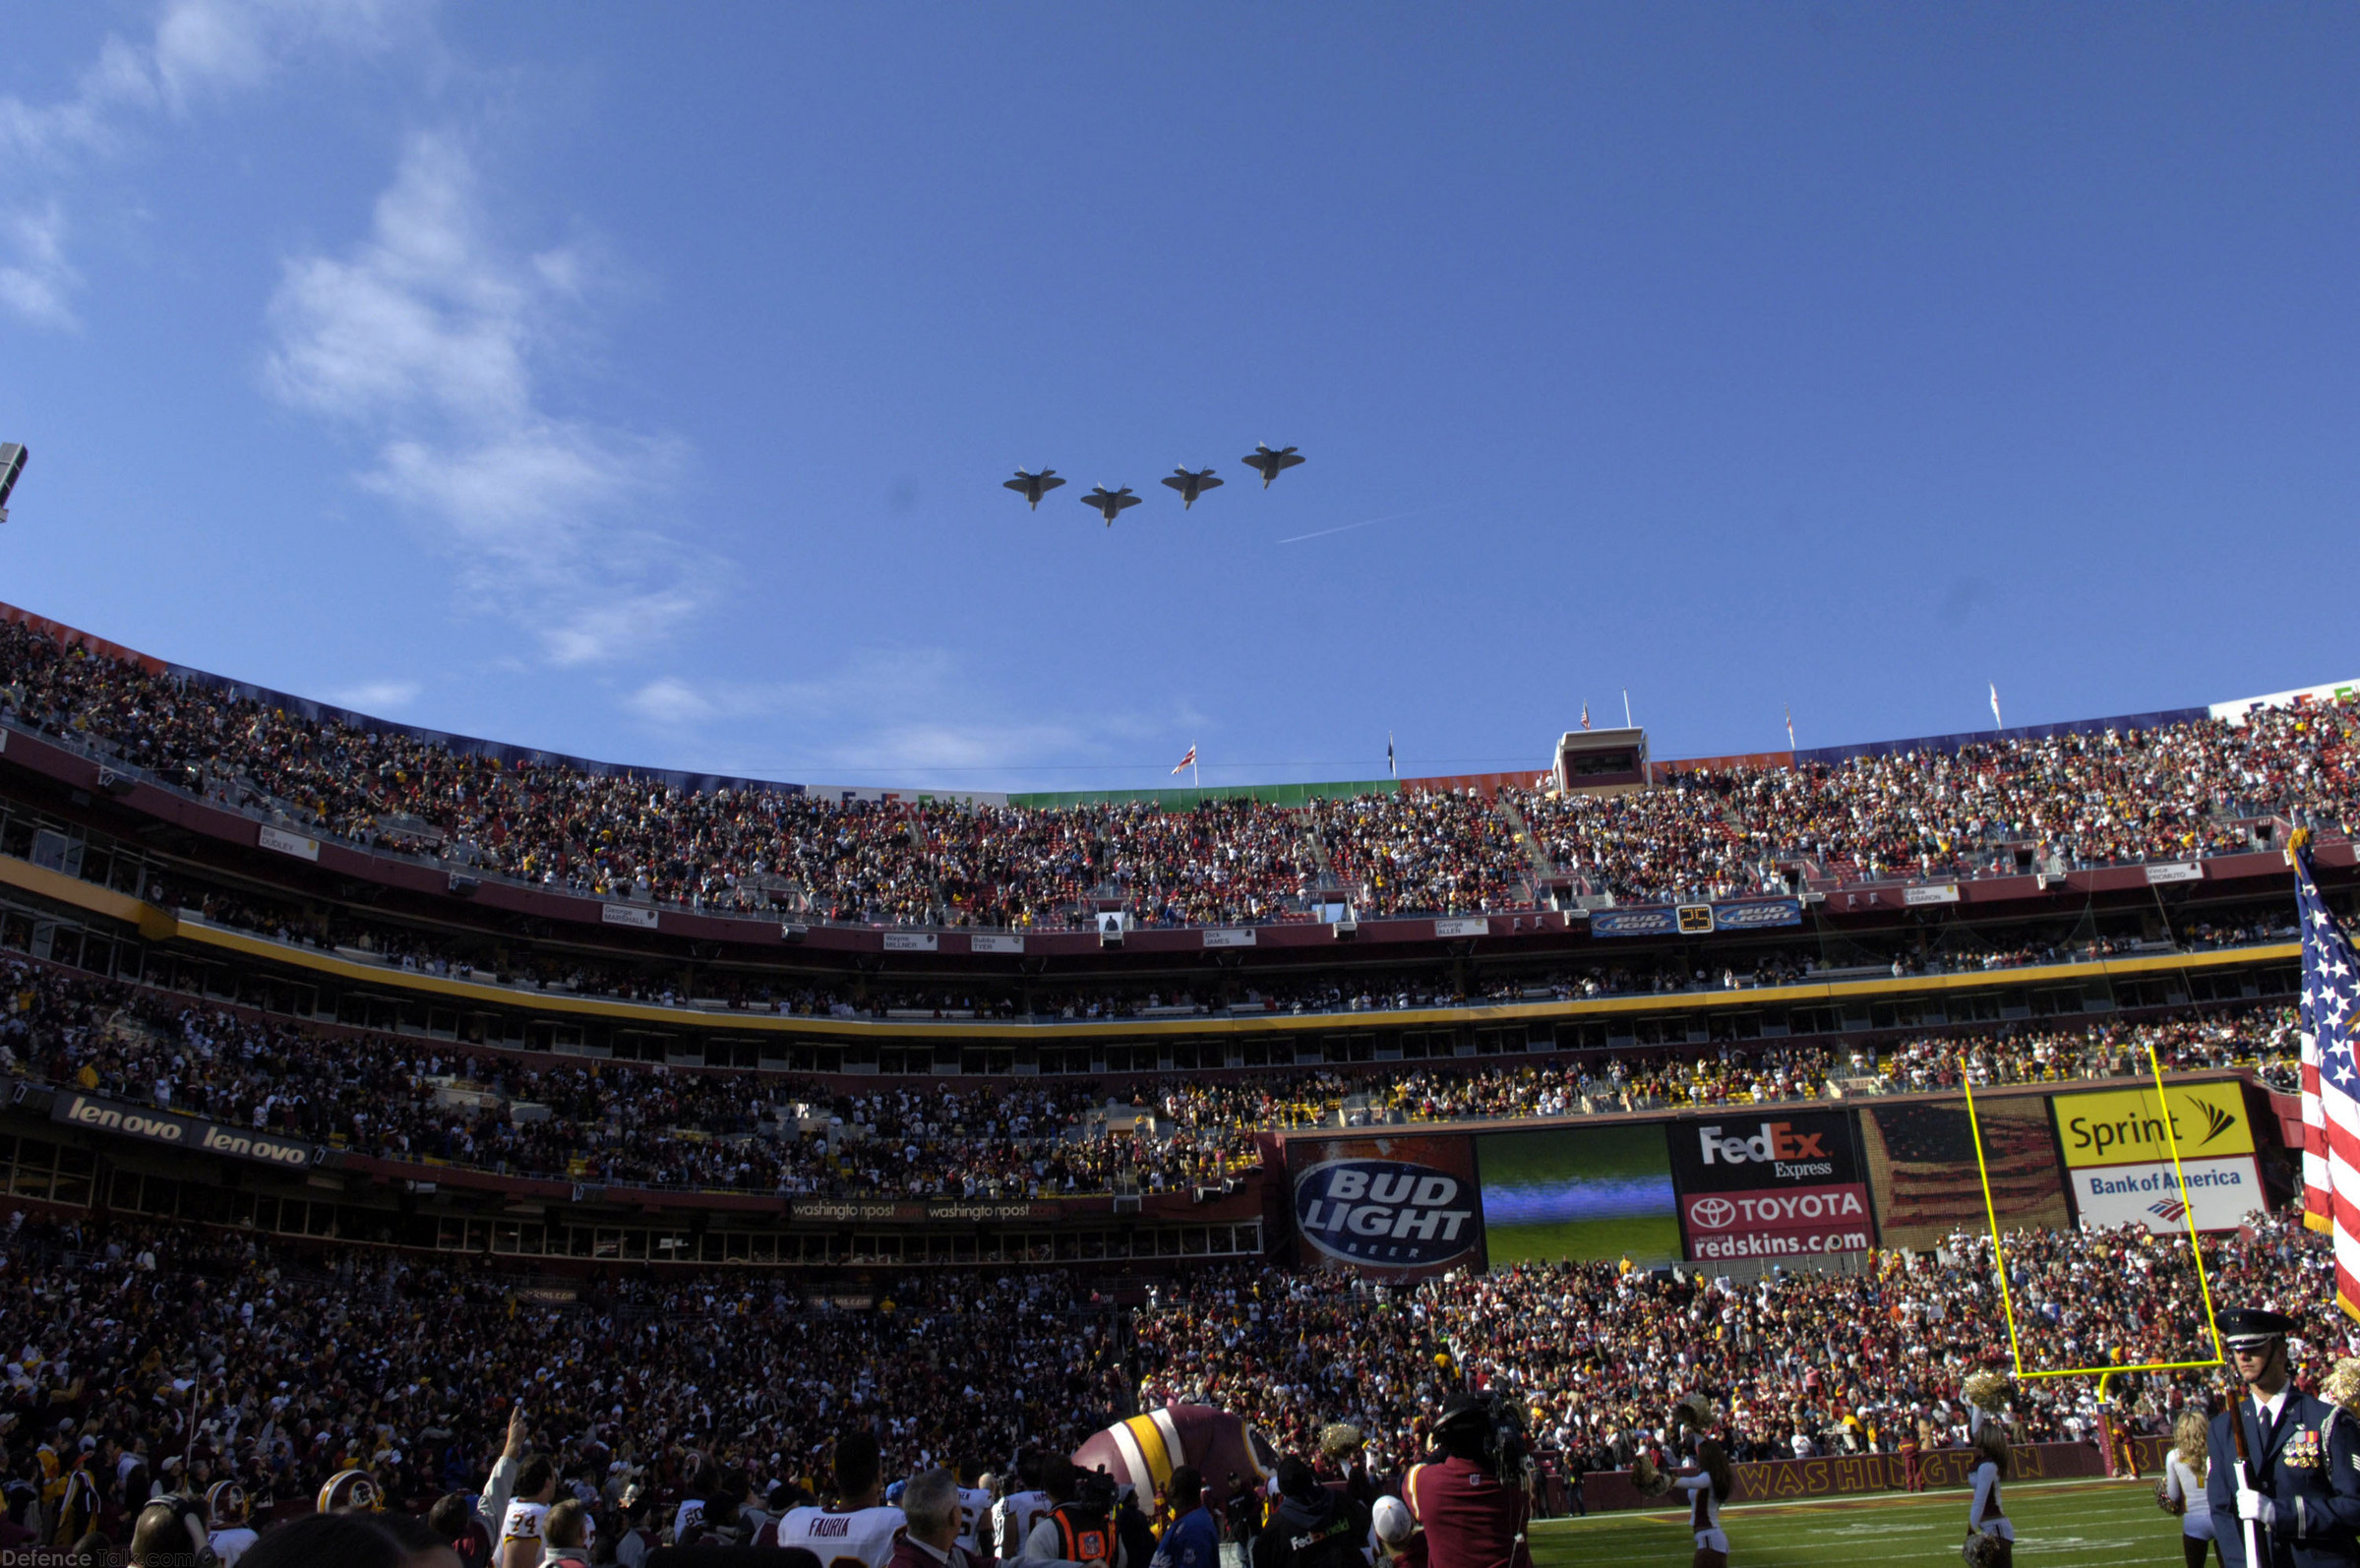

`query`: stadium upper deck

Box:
[0,600,2353,959]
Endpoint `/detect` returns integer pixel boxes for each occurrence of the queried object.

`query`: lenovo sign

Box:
[1293,1158,1483,1270]
[1669,1109,1873,1263]
[51,1093,325,1170]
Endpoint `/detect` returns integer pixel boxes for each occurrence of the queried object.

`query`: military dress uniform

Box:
[2206,1309,2360,1568]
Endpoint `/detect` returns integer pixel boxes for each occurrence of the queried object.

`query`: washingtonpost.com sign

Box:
[1680,1181,1875,1261]
[2069,1155,2262,1235]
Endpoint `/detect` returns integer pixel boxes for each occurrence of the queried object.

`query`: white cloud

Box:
[0,205,80,331]
[0,0,417,326]
[267,132,714,665]
[328,678,421,712]
[620,653,1173,788]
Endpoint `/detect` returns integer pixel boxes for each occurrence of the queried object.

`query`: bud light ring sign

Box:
[1294,1158,1481,1269]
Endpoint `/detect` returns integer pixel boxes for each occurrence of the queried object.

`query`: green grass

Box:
[1531,1477,2201,1566]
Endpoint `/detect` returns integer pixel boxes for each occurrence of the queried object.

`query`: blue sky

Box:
[2,3,2354,790]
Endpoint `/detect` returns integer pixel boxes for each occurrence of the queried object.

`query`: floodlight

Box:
[0,444,24,522]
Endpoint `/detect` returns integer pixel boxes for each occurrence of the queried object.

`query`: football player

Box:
[778,1431,907,1568]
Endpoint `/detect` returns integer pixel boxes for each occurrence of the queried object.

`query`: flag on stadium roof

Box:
[2293,827,2360,1320]
[1172,745,1196,776]
[1580,702,1590,732]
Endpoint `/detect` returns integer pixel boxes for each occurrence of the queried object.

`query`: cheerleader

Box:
[2156,1409,2213,1568]
[1961,1371,2015,1568]
[1633,1395,1734,1568]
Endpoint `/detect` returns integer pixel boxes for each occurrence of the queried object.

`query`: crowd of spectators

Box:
[1136,1211,2348,1489]
[166,871,2300,1035]
[0,1213,1132,1550]
[5,617,2354,929]
[0,957,1256,1198]
[0,935,2303,1201]
[1511,704,2353,902]
[7,1201,2342,1558]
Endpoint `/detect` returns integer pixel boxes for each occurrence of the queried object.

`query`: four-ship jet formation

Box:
[1003,445,1303,528]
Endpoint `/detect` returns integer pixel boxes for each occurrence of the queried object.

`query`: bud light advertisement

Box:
[1288,1135,1485,1276]
[1666,1109,1877,1263]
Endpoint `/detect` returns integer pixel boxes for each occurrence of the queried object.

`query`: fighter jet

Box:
[1241,444,1306,489]
[1080,486,1143,526]
[1003,468,1066,510]
[1160,467,1224,510]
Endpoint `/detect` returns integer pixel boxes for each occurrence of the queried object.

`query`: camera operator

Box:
[1403,1395,1534,1568]
[1252,1458,1369,1568]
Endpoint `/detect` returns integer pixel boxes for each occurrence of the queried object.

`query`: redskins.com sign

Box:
[1293,1156,1483,1271]
[1668,1110,1875,1263]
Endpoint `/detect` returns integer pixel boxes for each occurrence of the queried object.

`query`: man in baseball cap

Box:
[2206,1307,2360,1566]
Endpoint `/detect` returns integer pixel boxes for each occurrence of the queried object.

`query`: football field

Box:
[1530,1477,2202,1566]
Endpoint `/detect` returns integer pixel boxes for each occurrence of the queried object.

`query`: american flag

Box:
[1171,745,1196,776]
[2294,829,2360,1319]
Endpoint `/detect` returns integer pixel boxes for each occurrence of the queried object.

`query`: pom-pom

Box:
[2324,1357,2360,1414]
[1961,1371,2013,1410]
[1630,1455,1672,1498]
[1673,1393,1716,1431]
[1318,1422,1364,1459]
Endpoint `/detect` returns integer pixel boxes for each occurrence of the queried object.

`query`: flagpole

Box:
[1623,690,1632,729]
[1192,744,1200,794]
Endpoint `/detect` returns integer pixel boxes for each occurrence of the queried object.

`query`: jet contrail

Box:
[1277,506,1452,545]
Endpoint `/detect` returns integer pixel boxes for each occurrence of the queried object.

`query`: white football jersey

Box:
[956,1486,995,1555]
[779,1503,906,1568]
[501,1499,549,1546]
[993,1489,1051,1559]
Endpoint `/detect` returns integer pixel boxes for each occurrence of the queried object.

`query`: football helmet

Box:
[318,1468,385,1513]
[206,1480,250,1526]
[1071,1405,1275,1502]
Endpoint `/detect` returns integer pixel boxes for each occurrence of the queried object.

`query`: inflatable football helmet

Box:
[1071,1405,1275,1503]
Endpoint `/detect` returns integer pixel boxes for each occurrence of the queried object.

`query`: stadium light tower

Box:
[0,444,25,524]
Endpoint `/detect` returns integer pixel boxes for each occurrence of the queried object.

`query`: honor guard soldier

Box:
[2206,1307,2360,1567]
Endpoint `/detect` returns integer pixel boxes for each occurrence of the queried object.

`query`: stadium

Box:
[9,9,2359,1568]
[0,589,2350,1563]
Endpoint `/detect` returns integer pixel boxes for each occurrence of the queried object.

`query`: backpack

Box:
[1053,1501,1116,1566]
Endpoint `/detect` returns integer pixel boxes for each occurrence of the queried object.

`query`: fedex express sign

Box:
[1669,1110,1874,1262]
[1696,1119,1838,1182]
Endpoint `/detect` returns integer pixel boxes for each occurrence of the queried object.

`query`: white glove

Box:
[2236,1486,2276,1527]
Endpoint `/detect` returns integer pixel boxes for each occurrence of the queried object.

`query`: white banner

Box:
[1903,883,1960,906]
[883,932,938,951]
[969,933,1025,954]
[2210,679,2360,724]
[600,903,658,929]
[1434,917,1490,938]
[2145,863,2204,885]
[258,824,320,862]
[1203,929,1257,948]
[2070,1155,2263,1234]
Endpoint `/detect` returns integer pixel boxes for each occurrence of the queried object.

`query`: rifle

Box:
[2226,1379,2262,1567]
